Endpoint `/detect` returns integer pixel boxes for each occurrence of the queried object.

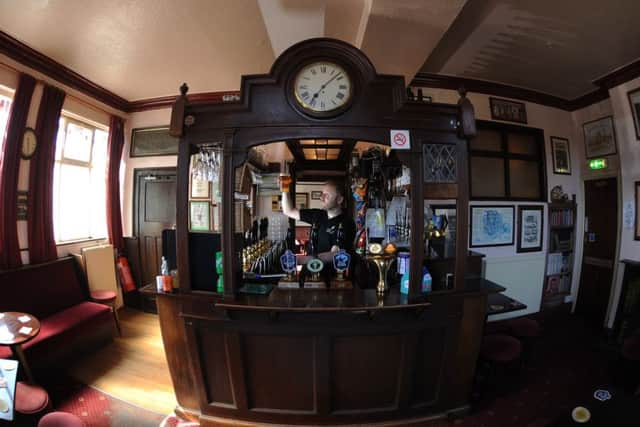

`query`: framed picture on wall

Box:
[517,205,544,253]
[189,201,210,232]
[190,176,210,199]
[583,116,617,158]
[295,193,309,210]
[469,205,514,248]
[628,87,640,140]
[130,126,179,157]
[489,97,527,124]
[550,136,571,175]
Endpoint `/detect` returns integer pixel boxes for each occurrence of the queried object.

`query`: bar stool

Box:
[38,411,84,427]
[506,317,541,362]
[90,290,121,336]
[473,334,523,401]
[15,381,50,422]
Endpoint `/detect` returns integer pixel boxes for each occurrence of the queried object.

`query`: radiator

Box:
[79,244,123,308]
[483,253,545,321]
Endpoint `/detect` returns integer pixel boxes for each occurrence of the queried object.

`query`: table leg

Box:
[10,344,34,383]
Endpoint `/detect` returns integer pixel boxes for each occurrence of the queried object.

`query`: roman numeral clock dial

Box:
[293,61,353,117]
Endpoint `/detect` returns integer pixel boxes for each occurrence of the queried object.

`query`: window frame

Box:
[53,114,109,243]
[469,120,547,202]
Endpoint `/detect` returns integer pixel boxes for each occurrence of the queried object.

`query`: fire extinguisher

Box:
[116,255,136,292]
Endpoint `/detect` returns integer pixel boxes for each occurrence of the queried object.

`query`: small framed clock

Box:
[21,128,37,159]
[291,60,354,118]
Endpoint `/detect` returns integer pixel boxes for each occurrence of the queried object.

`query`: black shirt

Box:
[299,208,356,253]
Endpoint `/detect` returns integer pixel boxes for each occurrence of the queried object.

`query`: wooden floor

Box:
[68,307,177,415]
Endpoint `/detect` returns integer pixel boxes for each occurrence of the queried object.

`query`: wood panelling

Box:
[195,327,234,406]
[243,335,315,412]
[410,327,447,407]
[331,335,402,412]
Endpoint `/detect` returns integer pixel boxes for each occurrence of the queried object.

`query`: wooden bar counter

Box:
[149,38,497,425]
[143,277,503,426]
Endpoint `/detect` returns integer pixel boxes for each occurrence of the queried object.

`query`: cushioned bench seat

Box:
[0,257,114,371]
[0,302,112,359]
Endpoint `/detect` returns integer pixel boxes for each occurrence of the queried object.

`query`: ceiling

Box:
[0,0,639,105]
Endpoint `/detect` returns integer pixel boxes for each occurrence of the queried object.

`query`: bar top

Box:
[142,276,505,312]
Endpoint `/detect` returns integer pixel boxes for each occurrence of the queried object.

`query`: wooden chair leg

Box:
[111,303,122,336]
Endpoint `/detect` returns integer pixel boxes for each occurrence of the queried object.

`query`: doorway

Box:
[576,177,618,328]
[131,168,176,310]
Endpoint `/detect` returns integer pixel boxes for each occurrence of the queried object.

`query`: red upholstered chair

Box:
[15,381,50,422]
[505,317,542,362]
[473,334,523,401]
[38,411,85,427]
[90,290,121,336]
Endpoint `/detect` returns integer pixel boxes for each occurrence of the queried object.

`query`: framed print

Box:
[470,205,514,247]
[311,190,322,200]
[489,97,527,124]
[295,193,309,210]
[628,87,640,140]
[189,201,210,231]
[190,176,210,199]
[583,116,617,158]
[550,136,571,175]
[517,205,544,253]
[130,126,179,157]
[636,181,640,241]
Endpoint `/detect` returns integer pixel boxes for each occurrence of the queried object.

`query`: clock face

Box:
[21,128,37,159]
[293,61,352,116]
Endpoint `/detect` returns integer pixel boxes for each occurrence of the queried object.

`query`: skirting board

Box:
[483,253,545,321]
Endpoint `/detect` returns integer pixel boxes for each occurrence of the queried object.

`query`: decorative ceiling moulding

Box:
[592,58,640,90]
[410,72,610,112]
[128,91,241,112]
[0,30,129,112]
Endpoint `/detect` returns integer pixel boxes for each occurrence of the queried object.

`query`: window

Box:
[0,93,12,157]
[53,115,109,242]
[469,121,546,201]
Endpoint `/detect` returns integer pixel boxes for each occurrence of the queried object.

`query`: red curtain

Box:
[28,84,65,264]
[106,115,125,252]
[0,73,36,269]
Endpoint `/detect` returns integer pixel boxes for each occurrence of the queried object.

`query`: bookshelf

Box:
[541,201,576,309]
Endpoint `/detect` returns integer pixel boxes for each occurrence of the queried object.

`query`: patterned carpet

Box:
[14,374,166,427]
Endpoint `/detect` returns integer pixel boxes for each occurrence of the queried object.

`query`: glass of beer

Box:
[279,161,291,193]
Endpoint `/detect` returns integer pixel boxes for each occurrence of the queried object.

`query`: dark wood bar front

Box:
[147,38,501,425]
[146,276,503,426]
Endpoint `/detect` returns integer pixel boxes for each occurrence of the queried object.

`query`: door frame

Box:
[132,167,177,237]
[575,176,622,328]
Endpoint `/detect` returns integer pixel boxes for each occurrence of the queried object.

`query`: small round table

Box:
[0,312,40,382]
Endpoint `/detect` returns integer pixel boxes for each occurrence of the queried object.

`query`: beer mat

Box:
[18,326,32,334]
[239,283,274,295]
[489,304,504,311]
[18,315,31,323]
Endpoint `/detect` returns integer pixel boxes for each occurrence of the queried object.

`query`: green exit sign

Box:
[589,158,607,170]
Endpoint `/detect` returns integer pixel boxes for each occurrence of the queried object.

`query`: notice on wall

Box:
[623,201,634,229]
[390,130,410,150]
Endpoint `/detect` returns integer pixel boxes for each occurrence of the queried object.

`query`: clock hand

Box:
[311,73,342,100]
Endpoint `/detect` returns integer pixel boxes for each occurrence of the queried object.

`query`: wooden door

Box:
[576,178,618,327]
[133,168,177,288]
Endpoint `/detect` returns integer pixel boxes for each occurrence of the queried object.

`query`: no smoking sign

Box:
[390,130,410,150]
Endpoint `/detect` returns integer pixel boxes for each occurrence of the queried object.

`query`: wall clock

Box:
[21,128,37,159]
[292,61,353,117]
